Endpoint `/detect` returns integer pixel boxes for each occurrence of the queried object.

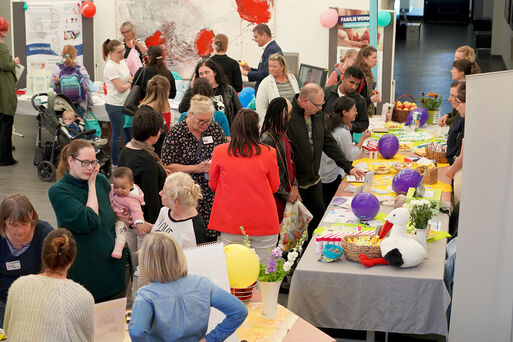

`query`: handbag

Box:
[122,68,146,116]
[84,110,102,138]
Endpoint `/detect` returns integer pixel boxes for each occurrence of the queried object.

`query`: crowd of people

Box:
[0,12,476,339]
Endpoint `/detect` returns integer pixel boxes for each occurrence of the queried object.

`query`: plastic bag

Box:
[125,43,143,76]
[281,201,312,252]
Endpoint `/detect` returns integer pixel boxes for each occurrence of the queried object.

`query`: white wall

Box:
[491,0,513,69]
[10,0,393,80]
[449,70,513,341]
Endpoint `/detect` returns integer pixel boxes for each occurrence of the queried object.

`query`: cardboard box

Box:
[405,187,441,215]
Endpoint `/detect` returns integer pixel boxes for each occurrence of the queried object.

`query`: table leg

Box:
[366,331,375,342]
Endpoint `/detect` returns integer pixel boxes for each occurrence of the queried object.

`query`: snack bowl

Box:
[323,244,343,260]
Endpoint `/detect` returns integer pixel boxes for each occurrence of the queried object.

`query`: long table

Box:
[288,121,452,340]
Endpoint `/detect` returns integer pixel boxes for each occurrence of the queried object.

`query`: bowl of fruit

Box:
[340,235,382,262]
[392,94,418,123]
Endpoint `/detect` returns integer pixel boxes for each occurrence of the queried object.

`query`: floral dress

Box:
[161,119,227,240]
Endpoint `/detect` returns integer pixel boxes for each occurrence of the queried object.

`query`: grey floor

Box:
[0,21,506,342]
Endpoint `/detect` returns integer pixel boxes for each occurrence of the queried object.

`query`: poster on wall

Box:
[335,8,384,93]
[25,2,83,76]
[117,0,275,79]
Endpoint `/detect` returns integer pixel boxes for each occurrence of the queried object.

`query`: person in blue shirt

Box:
[129,232,248,342]
[0,194,53,327]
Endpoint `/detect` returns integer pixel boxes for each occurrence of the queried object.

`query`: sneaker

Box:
[93,138,108,147]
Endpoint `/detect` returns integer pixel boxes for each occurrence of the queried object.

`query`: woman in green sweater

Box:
[48,139,127,302]
[0,16,20,166]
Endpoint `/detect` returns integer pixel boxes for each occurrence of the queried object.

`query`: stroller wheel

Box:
[37,161,56,182]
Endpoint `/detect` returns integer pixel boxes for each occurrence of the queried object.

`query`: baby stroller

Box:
[32,93,111,181]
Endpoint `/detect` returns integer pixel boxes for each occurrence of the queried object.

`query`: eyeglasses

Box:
[121,30,131,34]
[73,156,99,168]
[306,97,325,108]
[190,112,212,126]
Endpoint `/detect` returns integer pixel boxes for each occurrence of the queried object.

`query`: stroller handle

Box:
[73,129,98,140]
[31,93,48,111]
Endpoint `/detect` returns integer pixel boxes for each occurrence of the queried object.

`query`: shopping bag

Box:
[281,200,312,252]
[125,43,143,76]
[84,110,102,138]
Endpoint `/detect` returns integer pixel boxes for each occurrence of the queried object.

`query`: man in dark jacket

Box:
[288,84,365,238]
[240,24,282,94]
[323,66,369,133]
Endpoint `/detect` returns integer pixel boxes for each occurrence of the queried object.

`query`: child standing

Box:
[109,167,146,258]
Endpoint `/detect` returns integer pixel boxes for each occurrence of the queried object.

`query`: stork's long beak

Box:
[379,220,393,239]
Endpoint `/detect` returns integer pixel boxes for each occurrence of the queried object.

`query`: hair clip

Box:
[65,54,70,58]
[156,56,163,60]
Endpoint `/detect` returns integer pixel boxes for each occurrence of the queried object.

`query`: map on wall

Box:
[117,0,275,79]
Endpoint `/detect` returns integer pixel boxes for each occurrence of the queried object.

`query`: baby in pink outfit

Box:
[109,167,145,258]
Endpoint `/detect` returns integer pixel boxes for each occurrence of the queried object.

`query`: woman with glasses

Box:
[120,21,147,64]
[161,95,227,241]
[49,139,128,303]
[179,59,241,126]
[256,53,299,127]
[209,109,280,261]
[102,39,133,167]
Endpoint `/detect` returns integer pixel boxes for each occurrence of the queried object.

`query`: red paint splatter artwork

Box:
[145,30,166,47]
[195,29,215,56]
[235,0,271,24]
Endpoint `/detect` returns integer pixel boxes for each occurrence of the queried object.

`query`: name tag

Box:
[202,136,214,144]
[6,260,21,271]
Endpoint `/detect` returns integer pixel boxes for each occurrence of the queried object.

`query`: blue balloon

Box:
[378,10,391,27]
[378,134,399,159]
[351,192,380,221]
[406,107,429,127]
[392,169,422,194]
[238,87,255,108]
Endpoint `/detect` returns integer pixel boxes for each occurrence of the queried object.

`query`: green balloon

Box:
[23,2,28,10]
[378,10,391,27]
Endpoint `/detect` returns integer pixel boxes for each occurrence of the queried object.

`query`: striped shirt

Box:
[276,79,296,103]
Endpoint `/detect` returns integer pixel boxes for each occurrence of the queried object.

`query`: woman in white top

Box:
[102,39,133,166]
[320,96,371,206]
[4,228,94,342]
[256,53,299,127]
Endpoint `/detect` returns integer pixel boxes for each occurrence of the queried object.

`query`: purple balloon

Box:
[392,169,422,194]
[406,108,429,127]
[378,134,399,159]
[351,192,380,221]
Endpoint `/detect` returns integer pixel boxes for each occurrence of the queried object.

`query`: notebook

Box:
[183,242,238,342]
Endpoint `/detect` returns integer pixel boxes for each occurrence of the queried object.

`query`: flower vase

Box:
[416,228,428,256]
[427,110,435,125]
[259,280,282,319]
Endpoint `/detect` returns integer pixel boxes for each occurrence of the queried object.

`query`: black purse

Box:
[122,68,146,116]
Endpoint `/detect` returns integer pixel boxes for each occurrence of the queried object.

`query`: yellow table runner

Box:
[237,302,298,342]
[352,155,452,196]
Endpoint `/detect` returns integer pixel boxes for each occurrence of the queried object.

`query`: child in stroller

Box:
[60,109,108,147]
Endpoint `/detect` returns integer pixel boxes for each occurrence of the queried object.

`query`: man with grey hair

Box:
[287,84,365,238]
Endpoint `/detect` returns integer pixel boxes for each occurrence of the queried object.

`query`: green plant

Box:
[408,200,437,230]
[419,92,443,111]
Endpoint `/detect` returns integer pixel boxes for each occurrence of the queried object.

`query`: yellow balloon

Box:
[224,244,259,288]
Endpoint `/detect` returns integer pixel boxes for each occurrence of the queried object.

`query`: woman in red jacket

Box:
[208,109,280,261]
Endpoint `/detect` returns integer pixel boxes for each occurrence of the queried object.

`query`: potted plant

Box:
[418,92,443,124]
[241,227,307,319]
[407,199,437,250]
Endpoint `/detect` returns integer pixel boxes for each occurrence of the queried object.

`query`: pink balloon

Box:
[320,9,339,28]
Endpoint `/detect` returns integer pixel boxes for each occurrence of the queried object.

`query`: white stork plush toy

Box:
[360,207,426,268]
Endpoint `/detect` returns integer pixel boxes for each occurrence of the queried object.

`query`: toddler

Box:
[109,167,146,258]
[60,110,107,146]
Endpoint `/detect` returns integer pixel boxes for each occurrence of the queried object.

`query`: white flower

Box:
[288,251,299,262]
[283,261,293,272]
[410,199,430,207]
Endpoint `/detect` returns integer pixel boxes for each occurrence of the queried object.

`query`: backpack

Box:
[54,64,86,104]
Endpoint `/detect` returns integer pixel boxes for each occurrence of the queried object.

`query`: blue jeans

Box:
[105,103,130,165]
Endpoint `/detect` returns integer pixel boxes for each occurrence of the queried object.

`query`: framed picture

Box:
[297,64,328,89]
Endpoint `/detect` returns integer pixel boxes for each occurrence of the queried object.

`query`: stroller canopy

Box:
[48,93,76,114]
